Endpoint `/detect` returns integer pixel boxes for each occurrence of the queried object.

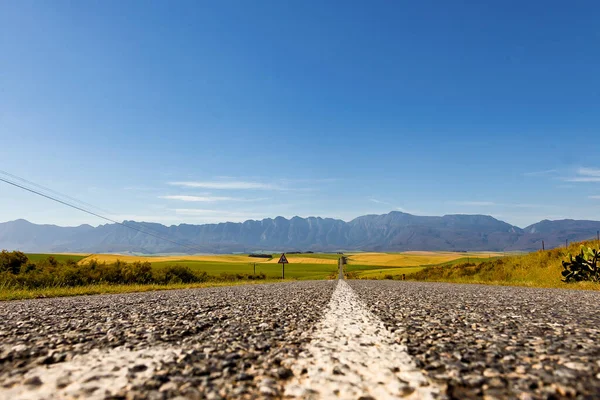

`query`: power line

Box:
[0,176,204,253]
[0,170,113,215]
[0,170,184,246]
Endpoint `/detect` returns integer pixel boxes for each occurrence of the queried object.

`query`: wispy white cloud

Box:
[451,201,547,208]
[369,198,390,205]
[167,177,324,192]
[579,168,600,176]
[168,181,279,190]
[279,178,339,184]
[395,207,424,214]
[564,167,600,182]
[589,195,600,200]
[112,215,180,222]
[171,208,265,222]
[566,177,600,182]
[160,195,235,202]
[453,201,498,207]
[511,204,547,209]
[523,169,558,177]
[160,195,267,202]
[172,209,257,215]
[123,186,158,191]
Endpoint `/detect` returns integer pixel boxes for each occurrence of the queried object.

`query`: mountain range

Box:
[1,212,599,254]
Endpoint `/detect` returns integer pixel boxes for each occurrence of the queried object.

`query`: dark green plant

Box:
[154,265,203,284]
[122,261,152,284]
[562,246,599,283]
[0,251,28,274]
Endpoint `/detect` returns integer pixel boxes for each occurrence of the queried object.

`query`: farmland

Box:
[74,251,500,280]
[0,246,596,300]
[78,253,339,280]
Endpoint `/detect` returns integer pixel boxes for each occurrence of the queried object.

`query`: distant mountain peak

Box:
[1,213,599,254]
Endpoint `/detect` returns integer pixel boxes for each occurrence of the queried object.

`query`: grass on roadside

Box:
[408,239,600,290]
[0,279,294,301]
[150,260,336,280]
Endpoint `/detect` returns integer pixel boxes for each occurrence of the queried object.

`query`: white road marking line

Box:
[0,346,179,400]
[284,280,439,399]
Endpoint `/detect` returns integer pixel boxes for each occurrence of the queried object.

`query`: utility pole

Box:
[542,240,545,251]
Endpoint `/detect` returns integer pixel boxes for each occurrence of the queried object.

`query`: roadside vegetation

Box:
[0,280,296,301]
[406,240,600,290]
[344,252,500,279]
[3,244,597,300]
[0,251,276,300]
[0,251,342,300]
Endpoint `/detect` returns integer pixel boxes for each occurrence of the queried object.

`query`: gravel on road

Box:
[2,279,600,399]
[0,281,336,399]
[349,280,600,400]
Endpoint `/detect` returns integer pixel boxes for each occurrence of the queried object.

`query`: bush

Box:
[0,251,28,274]
[154,265,207,284]
[0,251,272,290]
[123,261,152,284]
[217,272,267,281]
[248,254,272,259]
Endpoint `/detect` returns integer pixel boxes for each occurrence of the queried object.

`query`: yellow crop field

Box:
[261,256,337,265]
[346,251,502,267]
[78,253,338,265]
[79,254,269,265]
[79,251,499,268]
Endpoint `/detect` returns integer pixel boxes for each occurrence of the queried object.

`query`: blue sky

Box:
[1,1,600,228]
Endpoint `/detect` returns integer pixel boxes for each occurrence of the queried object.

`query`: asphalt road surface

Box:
[1,280,599,399]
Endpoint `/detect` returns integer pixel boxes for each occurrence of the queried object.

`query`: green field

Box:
[23,251,500,281]
[17,253,339,280]
[151,260,337,280]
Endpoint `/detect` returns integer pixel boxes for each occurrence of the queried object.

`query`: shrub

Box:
[0,251,28,274]
[249,272,266,280]
[122,261,152,284]
[154,265,205,284]
[248,254,272,259]
[99,260,124,283]
[219,272,266,281]
[0,250,272,290]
